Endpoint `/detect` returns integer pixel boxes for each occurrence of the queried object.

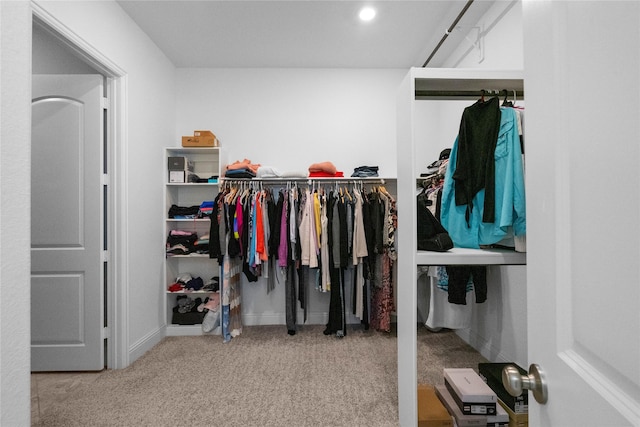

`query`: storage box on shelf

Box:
[164,146,226,336]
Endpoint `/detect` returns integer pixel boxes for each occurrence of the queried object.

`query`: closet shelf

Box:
[416,247,525,266]
[166,218,210,223]
[220,176,394,184]
[166,254,210,258]
[166,182,218,187]
[166,290,217,295]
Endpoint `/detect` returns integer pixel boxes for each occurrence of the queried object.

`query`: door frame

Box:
[32,3,129,369]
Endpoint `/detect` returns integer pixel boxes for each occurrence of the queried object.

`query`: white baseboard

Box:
[242,311,328,326]
[128,327,163,364]
[165,324,222,336]
[455,328,511,363]
[241,310,365,326]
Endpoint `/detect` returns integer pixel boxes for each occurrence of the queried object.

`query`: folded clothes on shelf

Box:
[351,165,379,177]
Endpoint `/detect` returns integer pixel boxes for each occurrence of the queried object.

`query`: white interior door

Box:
[31,74,104,371]
[523,2,640,425]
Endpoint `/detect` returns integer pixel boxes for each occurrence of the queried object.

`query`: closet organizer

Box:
[214,177,396,342]
[396,68,526,426]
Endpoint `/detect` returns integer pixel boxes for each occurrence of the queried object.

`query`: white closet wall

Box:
[176,68,405,178]
[443,0,524,70]
[175,68,405,325]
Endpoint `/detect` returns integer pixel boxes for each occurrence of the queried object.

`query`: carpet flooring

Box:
[33,324,487,427]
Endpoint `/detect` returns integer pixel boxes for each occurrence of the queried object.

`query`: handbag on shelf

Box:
[416,192,453,252]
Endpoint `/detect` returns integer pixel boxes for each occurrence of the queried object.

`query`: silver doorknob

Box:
[502,363,548,404]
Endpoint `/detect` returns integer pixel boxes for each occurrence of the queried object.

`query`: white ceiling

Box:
[116,0,495,69]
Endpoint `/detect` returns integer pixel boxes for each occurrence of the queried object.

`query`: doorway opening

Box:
[31,9,128,370]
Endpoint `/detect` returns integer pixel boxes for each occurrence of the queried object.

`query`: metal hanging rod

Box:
[220,177,386,186]
[422,0,475,67]
[415,89,524,101]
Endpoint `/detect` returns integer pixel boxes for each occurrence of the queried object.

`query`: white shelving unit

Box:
[396,68,526,426]
[164,146,226,336]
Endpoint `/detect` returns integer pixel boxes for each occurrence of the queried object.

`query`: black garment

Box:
[208,192,223,261]
[325,194,346,337]
[338,197,349,268]
[453,96,501,224]
[272,192,284,260]
[227,200,241,258]
[298,266,308,323]
[324,266,346,337]
[285,265,297,334]
[369,193,384,254]
[362,192,375,282]
[267,190,278,256]
[445,266,488,305]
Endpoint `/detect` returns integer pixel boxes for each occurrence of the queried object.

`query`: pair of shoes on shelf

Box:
[201,276,220,292]
[201,292,221,332]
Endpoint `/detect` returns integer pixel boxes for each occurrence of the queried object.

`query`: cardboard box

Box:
[444,368,497,415]
[478,363,528,414]
[418,384,454,427]
[497,399,528,427]
[182,130,219,147]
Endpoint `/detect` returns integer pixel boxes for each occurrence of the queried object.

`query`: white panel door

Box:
[31,75,104,371]
[523,2,639,425]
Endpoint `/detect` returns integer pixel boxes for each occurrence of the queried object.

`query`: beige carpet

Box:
[37,324,487,427]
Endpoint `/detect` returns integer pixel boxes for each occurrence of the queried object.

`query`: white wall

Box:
[176,68,406,178]
[444,0,523,70]
[32,24,99,74]
[176,68,404,324]
[33,0,177,362]
[441,0,528,368]
[0,2,33,425]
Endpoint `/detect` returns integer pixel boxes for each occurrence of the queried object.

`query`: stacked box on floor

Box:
[498,399,528,427]
[478,363,529,427]
[417,384,454,427]
[435,385,509,427]
[478,363,529,414]
[444,368,497,415]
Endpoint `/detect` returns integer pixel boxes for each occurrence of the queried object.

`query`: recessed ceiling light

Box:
[359,6,376,22]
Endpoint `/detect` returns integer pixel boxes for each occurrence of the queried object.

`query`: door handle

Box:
[502,363,548,404]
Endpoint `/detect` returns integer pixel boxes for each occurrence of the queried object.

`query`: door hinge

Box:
[102,250,110,262]
[101,173,110,186]
[101,96,110,109]
[102,327,111,340]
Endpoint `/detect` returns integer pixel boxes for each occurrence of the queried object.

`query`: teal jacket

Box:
[441,107,526,248]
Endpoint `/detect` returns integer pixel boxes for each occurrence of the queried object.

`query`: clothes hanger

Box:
[344,185,352,202]
[501,89,513,107]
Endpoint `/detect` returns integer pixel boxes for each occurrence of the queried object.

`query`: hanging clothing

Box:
[445,266,487,305]
[213,180,397,336]
[221,255,243,342]
[452,96,502,224]
[441,105,526,248]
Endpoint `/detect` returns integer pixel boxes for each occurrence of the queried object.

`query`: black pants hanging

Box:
[324,267,346,337]
[285,264,297,334]
[445,265,487,305]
